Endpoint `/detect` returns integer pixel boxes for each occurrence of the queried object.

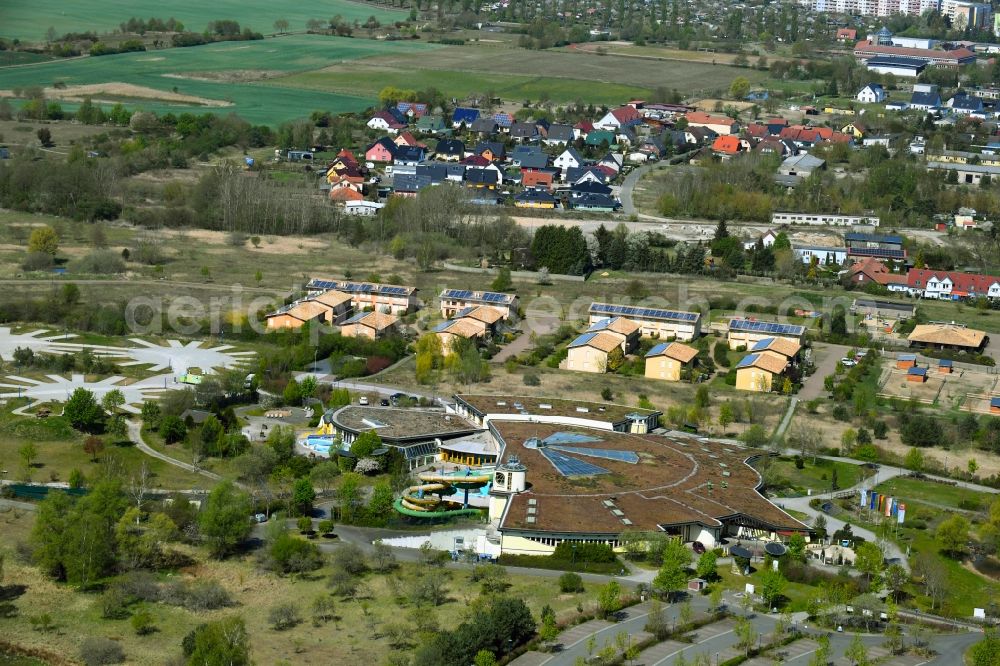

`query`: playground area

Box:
[878,362,998,409]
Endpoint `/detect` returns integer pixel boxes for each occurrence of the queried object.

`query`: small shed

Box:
[938,358,953,374]
[991,397,1000,415]
[896,353,917,370]
[688,578,707,592]
[907,366,927,383]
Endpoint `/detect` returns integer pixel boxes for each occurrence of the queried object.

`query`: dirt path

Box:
[798,342,852,401]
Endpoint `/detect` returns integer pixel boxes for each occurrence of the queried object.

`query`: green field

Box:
[0,35,435,125]
[271,45,766,103]
[0,0,407,41]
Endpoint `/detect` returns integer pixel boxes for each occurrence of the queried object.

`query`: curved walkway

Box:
[126,419,222,483]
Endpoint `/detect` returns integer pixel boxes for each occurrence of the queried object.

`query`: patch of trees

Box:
[412,596,536,666]
[89,39,146,57]
[529,225,591,275]
[171,20,263,48]
[118,17,185,34]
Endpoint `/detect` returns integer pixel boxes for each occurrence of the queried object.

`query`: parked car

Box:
[840,358,856,367]
[252,513,268,523]
[692,541,706,554]
[379,398,390,406]
[359,396,369,406]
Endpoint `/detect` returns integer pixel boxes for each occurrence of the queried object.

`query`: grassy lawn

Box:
[0,0,407,41]
[761,456,873,497]
[874,476,992,512]
[0,405,207,490]
[141,427,242,482]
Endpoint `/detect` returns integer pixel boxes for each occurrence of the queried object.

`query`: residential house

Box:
[615,126,637,146]
[837,28,858,41]
[304,279,418,314]
[367,109,407,133]
[573,120,595,139]
[845,257,907,288]
[465,168,500,190]
[365,138,397,163]
[396,101,428,119]
[452,107,480,128]
[565,331,626,373]
[393,145,426,166]
[265,300,329,330]
[545,124,575,146]
[749,336,801,364]
[728,318,806,350]
[844,232,906,260]
[644,342,698,381]
[948,92,985,116]
[905,268,1000,299]
[329,187,366,204]
[743,229,780,250]
[340,311,398,340]
[434,318,486,353]
[435,139,465,161]
[394,131,424,148]
[856,83,886,103]
[907,323,988,352]
[510,122,539,142]
[493,112,514,131]
[585,130,617,148]
[469,117,498,135]
[589,303,701,341]
[455,305,505,335]
[344,200,386,216]
[712,135,744,159]
[568,164,613,184]
[910,84,941,111]
[570,180,613,199]
[510,145,549,169]
[415,115,447,134]
[554,147,584,175]
[794,245,848,266]
[599,152,624,174]
[522,170,555,190]
[587,317,641,350]
[472,141,506,162]
[841,122,867,139]
[595,105,642,130]
[392,173,433,196]
[439,289,518,319]
[735,351,791,392]
[514,189,557,209]
[310,290,355,324]
[684,112,738,136]
[573,193,620,212]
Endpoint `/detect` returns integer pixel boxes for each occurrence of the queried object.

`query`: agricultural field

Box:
[272,44,767,104]
[0,35,435,125]
[0,0,407,41]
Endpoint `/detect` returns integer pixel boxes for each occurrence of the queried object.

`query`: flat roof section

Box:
[454,394,661,425]
[491,422,806,536]
[328,406,478,443]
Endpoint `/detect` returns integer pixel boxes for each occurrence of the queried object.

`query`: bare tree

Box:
[127,461,152,521]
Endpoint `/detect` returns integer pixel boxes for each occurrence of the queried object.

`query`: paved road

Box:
[126,419,222,483]
[0,278,286,295]
[620,163,659,216]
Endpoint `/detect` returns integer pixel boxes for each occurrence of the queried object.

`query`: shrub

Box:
[269,602,302,630]
[558,571,584,593]
[553,542,615,563]
[601,387,613,401]
[160,580,233,610]
[22,251,54,271]
[522,372,540,386]
[80,638,125,666]
[74,249,126,274]
[131,610,156,635]
[100,587,130,619]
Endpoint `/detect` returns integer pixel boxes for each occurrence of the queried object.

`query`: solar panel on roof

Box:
[540,448,611,476]
[590,303,697,322]
[737,354,758,368]
[550,446,640,464]
[569,332,598,347]
[730,319,805,336]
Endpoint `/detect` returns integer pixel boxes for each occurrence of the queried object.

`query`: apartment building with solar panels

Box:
[439,289,519,320]
[485,420,808,556]
[588,303,702,341]
[305,278,418,315]
[727,318,807,350]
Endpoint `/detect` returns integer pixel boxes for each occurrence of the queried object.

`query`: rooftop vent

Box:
[621,518,633,526]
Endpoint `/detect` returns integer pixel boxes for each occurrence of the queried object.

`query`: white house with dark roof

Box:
[856,83,886,104]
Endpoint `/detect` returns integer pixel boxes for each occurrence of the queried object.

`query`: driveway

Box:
[620,162,659,216]
[798,342,853,402]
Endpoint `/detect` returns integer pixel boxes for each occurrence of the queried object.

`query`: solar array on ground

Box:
[441,289,513,303]
[729,319,806,336]
[590,303,699,322]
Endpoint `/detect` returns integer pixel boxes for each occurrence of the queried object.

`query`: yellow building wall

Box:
[566,346,608,373]
[266,314,305,330]
[736,367,774,392]
[644,357,681,381]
